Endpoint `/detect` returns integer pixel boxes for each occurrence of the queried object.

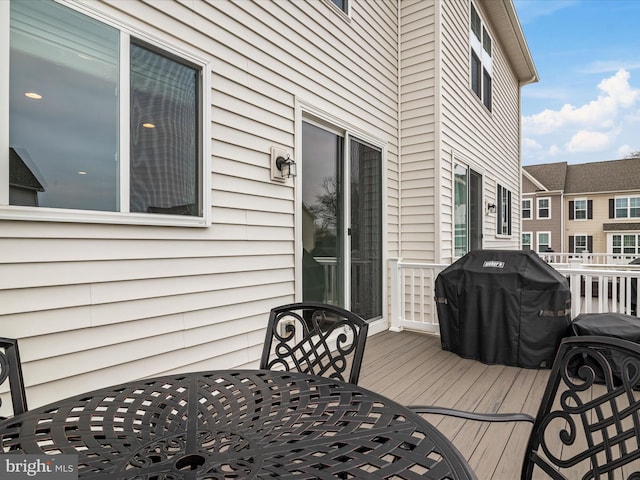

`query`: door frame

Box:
[295,101,387,328]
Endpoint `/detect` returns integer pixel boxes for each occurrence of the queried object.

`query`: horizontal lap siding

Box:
[439,0,522,260]
[0,0,398,411]
[400,0,437,262]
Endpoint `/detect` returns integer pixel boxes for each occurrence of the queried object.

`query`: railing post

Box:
[569,259,583,319]
[389,258,402,332]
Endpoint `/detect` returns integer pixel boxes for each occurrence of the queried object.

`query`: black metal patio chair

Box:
[410,335,640,479]
[0,337,28,418]
[260,302,369,384]
[410,336,640,480]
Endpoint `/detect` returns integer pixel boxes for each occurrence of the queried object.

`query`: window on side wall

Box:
[570,234,592,253]
[469,2,492,111]
[497,184,511,236]
[612,234,640,255]
[522,232,532,250]
[569,199,592,220]
[522,198,532,219]
[610,196,640,219]
[329,0,350,15]
[537,232,551,253]
[537,197,550,219]
[7,0,205,223]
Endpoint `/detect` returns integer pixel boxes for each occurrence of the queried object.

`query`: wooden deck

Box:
[358,330,550,480]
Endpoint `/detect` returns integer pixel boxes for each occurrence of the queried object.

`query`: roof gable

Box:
[523,162,567,191]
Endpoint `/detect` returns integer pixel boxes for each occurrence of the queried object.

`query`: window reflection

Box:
[9,0,119,211]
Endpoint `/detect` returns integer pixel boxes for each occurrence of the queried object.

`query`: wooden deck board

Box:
[359,330,550,480]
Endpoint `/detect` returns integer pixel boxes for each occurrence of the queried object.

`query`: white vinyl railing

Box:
[389,258,640,333]
[540,252,639,265]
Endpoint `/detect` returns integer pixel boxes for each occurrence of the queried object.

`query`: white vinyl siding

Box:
[438,0,522,259]
[398,1,437,261]
[0,0,398,411]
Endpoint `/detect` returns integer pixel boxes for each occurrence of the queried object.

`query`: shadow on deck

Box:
[359,330,550,480]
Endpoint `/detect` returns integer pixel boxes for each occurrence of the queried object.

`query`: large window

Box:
[612,234,640,255]
[497,184,511,236]
[612,196,640,219]
[470,3,492,111]
[6,0,204,222]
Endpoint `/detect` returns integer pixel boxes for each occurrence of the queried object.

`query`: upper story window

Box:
[470,3,492,111]
[6,0,206,224]
[497,184,511,236]
[610,196,640,219]
[329,0,350,15]
[522,198,532,219]
[537,197,550,219]
[569,199,592,220]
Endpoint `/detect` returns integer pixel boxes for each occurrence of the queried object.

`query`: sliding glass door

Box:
[301,121,382,321]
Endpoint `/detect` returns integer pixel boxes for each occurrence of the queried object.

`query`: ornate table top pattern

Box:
[0,370,476,479]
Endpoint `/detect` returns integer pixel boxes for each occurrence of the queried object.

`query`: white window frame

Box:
[537,231,551,252]
[522,231,532,250]
[574,234,589,253]
[537,197,551,219]
[574,198,588,220]
[0,1,211,227]
[469,1,493,111]
[324,0,351,17]
[522,198,532,220]
[610,233,640,255]
[614,195,640,219]
[497,184,511,237]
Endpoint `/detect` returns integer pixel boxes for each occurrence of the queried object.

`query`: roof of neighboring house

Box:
[523,157,640,195]
[523,162,567,191]
[564,158,640,193]
[9,147,45,192]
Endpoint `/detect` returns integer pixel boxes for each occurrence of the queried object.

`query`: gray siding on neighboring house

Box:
[0,0,399,411]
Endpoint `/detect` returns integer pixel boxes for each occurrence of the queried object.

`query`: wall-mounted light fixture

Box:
[271,147,296,182]
[486,202,497,214]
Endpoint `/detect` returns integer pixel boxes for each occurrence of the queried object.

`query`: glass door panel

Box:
[301,122,344,305]
[349,137,382,320]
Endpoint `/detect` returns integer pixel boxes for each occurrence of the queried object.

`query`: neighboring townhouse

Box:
[1,0,536,410]
[522,158,640,255]
[522,161,566,253]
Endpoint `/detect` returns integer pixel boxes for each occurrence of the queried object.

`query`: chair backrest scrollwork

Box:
[0,337,28,418]
[523,335,640,479]
[260,302,369,384]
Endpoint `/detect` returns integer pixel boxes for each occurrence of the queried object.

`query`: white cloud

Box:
[522,137,542,150]
[521,69,640,164]
[566,130,611,152]
[523,69,639,135]
[617,144,633,157]
[548,145,561,156]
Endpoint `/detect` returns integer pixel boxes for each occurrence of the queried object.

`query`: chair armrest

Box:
[408,405,535,423]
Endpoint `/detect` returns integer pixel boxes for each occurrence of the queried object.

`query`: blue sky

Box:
[513,0,640,166]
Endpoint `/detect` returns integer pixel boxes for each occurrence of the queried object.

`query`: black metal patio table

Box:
[0,370,476,479]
